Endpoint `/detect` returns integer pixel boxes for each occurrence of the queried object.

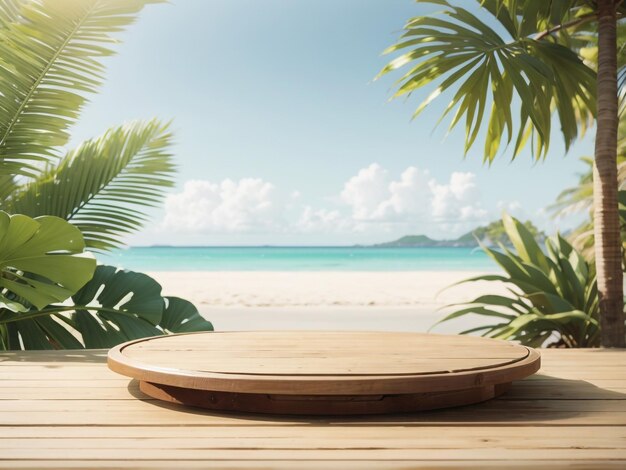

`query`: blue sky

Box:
[72,0,593,246]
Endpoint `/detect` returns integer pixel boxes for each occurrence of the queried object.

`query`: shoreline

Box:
[147,271,505,334]
[147,270,503,308]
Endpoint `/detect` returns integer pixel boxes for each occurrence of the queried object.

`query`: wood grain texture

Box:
[138,380,511,415]
[107,332,541,400]
[1,346,625,468]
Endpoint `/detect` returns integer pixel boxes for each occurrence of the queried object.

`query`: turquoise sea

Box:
[101,246,493,271]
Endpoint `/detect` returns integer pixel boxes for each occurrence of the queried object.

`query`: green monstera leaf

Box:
[70,265,166,348]
[0,265,213,350]
[0,211,96,310]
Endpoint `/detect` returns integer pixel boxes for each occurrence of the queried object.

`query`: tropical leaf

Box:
[435,214,599,347]
[7,119,175,251]
[0,0,159,177]
[0,174,18,202]
[550,119,626,264]
[0,265,213,350]
[550,156,597,217]
[0,0,25,28]
[161,297,215,333]
[502,213,550,271]
[377,0,596,161]
[539,8,626,116]
[0,211,95,310]
[552,110,626,213]
[0,0,209,351]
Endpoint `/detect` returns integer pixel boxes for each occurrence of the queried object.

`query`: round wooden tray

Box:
[108,331,540,415]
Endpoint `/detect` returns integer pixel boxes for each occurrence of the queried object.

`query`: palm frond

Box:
[0,174,17,202]
[378,0,596,162]
[480,0,587,40]
[546,10,626,115]
[0,0,26,28]
[7,119,175,251]
[550,114,626,263]
[0,0,159,177]
[550,156,596,217]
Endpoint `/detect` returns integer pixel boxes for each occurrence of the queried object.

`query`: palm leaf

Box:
[7,119,175,251]
[378,0,595,162]
[550,119,626,260]
[0,0,25,28]
[550,156,596,216]
[0,0,159,177]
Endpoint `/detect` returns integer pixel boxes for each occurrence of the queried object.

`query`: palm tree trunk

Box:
[594,0,625,347]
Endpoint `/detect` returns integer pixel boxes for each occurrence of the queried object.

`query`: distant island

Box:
[373,234,476,248]
[372,219,544,248]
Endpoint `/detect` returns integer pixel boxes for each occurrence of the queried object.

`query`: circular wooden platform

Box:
[108,331,540,415]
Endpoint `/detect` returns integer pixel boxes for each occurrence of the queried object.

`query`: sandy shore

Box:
[147,271,503,308]
[148,271,506,333]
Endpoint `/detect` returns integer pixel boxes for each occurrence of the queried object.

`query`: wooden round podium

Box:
[108,331,540,415]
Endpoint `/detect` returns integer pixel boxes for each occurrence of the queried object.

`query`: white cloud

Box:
[430,172,486,222]
[340,164,433,221]
[384,167,433,219]
[339,164,487,227]
[340,163,392,220]
[494,201,577,235]
[159,164,490,240]
[296,206,350,233]
[497,200,526,219]
[162,178,279,233]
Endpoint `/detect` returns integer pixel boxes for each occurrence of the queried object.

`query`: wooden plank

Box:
[2,461,625,470]
[2,376,626,396]
[1,399,625,426]
[1,379,623,401]
[2,448,626,460]
[2,398,624,413]
[1,425,623,440]
[3,438,624,452]
[503,382,626,400]
[0,387,623,402]
[1,347,626,468]
[0,369,126,380]
[1,428,625,450]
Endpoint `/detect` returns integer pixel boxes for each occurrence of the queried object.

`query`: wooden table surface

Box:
[1,347,626,469]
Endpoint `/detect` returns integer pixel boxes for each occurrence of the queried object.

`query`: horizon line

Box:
[119,244,477,249]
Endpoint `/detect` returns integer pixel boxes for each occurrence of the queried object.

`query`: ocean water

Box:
[100,246,494,272]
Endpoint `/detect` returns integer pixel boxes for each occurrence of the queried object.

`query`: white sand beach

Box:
[148,270,506,334]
